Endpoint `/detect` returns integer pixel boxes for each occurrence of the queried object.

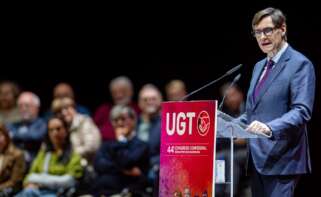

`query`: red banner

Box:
[159,100,217,197]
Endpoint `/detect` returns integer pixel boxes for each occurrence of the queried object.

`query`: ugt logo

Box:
[197,111,210,136]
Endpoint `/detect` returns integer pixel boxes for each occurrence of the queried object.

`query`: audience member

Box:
[7,92,46,168]
[94,76,140,141]
[0,81,21,124]
[0,123,25,196]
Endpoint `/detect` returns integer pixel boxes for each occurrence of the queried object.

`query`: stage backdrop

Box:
[159,100,217,197]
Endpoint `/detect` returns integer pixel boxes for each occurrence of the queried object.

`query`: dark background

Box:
[2,2,320,196]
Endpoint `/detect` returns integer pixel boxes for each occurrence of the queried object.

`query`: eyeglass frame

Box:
[252,26,278,38]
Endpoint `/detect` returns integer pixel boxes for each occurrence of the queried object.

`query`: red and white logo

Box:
[197,111,210,136]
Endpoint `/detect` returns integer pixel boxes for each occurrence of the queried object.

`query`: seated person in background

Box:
[216,83,249,197]
[16,116,83,197]
[43,82,91,119]
[165,79,187,101]
[90,105,149,197]
[137,84,162,194]
[94,76,140,141]
[53,82,91,115]
[7,92,46,169]
[0,123,25,196]
[0,80,21,124]
[52,97,101,163]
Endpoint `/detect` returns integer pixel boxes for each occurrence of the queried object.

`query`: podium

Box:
[159,101,268,197]
[216,110,267,197]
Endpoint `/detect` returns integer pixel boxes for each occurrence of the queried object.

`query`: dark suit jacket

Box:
[239,45,315,175]
[94,136,149,175]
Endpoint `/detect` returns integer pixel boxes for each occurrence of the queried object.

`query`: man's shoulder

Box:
[131,136,149,147]
[256,58,266,65]
[287,46,313,65]
[253,58,267,71]
[32,118,46,126]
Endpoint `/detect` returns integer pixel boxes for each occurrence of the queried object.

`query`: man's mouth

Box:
[261,42,272,46]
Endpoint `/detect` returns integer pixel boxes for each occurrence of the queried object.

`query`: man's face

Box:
[166,85,186,101]
[18,95,38,121]
[111,84,132,105]
[54,84,74,99]
[139,89,162,115]
[225,87,243,112]
[112,113,135,137]
[253,16,286,56]
[0,84,16,110]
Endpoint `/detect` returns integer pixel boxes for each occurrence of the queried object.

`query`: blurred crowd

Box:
[0,77,249,197]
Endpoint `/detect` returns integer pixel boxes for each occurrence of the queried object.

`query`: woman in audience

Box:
[0,123,25,196]
[52,97,101,163]
[16,116,83,197]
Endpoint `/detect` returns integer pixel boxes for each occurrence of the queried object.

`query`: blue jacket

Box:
[7,118,47,160]
[239,46,315,175]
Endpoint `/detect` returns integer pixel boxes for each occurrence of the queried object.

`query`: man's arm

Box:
[267,60,315,139]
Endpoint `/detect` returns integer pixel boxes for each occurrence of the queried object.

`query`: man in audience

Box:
[0,81,21,124]
[216,83,249,197]
[137,84,162,195]
[165,79,187,101]
[7,91,46,168]
[53,82,90,115]
[91,105,149,196]
[94,76,140,141]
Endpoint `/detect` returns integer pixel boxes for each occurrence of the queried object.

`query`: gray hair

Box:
[18,91,41,107]
[110,105,137,121]
[139,83,163,100]
[109,76,133,91]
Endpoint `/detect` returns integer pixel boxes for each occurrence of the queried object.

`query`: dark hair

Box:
[252,7,286,29]
[252,7,287,40]
[44,116,72,165]
[0,80,21,100]
[219,82,242,98]
[0,122,10,151]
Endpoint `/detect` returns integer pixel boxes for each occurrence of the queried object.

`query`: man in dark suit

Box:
[238,7,316,197]
[90,105,149,197]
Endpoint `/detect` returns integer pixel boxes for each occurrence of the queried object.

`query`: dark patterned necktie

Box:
[253,59,274,102]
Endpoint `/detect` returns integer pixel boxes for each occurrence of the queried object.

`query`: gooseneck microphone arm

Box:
[218,73,242,110]
[181,64,242,101]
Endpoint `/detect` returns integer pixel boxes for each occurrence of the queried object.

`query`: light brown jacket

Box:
[0,144,26,190]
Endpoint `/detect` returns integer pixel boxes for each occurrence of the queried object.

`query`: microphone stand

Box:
[181,64,242,101]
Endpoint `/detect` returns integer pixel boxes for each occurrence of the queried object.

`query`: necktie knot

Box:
[266,59,274,69]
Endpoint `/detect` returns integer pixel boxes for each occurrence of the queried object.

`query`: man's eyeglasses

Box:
[252,27,276,38]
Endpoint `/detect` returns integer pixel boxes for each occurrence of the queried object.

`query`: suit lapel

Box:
[252,47,292,111]
[247,60,266,108]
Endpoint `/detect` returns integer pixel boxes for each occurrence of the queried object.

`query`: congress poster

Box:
[159,100,217,197]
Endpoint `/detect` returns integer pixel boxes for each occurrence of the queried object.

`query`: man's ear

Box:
[281,23,287,36]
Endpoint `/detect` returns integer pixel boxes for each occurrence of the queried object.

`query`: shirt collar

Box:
[270,42,288,64]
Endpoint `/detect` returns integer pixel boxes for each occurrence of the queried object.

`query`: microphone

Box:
[181,64,242,101]
[225,64,243,75]
[218,74,242,110]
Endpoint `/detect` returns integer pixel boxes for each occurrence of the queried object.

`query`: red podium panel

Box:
[159,100,217,197]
